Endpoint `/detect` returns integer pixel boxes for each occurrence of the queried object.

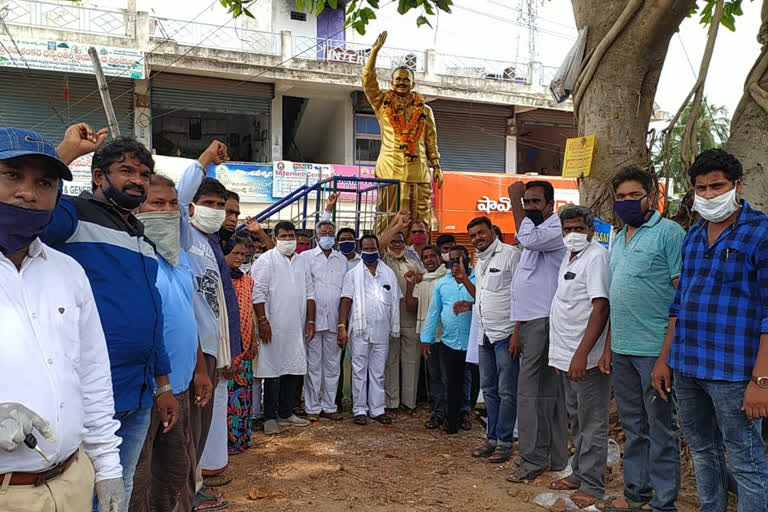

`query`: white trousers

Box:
[349,337,389,417]
[201,381,228,471]
[304,330,342,414]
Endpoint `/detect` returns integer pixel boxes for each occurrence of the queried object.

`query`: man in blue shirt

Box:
[45,124,179,509]
[420,245,475,434]
[653,149,768,511]
[599,167,685,512]
[130,174,215,512]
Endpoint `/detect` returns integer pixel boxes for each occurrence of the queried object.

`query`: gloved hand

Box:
[95,478,125,512]
[0,402,55,452]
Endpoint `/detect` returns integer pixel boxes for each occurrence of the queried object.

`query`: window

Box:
[290,11,307,21]
[355,139,381,164]
[355,115,380,136]
[354,114,381,164]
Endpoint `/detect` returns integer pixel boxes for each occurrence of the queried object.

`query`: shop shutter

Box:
[151,73,273,116]
[430,99,511,173]
[0,68,134,144]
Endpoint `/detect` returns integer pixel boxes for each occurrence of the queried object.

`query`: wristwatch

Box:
[752,376,768,389]
[154,384,173,398]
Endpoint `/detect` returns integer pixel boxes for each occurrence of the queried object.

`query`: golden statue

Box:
[362,31,442,235]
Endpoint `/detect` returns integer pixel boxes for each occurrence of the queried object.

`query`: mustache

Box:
[122,184,146,195]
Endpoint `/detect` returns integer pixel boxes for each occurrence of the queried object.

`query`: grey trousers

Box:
[517,317,568,472]
[563,367,611,499]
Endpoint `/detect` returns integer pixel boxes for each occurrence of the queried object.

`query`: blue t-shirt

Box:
[156,250,199,394]
[609,211,685,356]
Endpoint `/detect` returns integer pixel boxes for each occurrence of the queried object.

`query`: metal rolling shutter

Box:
[430,99,511,173]
[0,68,134,144]
[151,74,273,116]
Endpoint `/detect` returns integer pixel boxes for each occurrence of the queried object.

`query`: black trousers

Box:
[263,374,302,420]
[441,345,467,434]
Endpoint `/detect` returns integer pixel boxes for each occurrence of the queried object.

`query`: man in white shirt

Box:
[301,220,348,422]
[338,235,402,426]
[252,221,316,435]
[460,216,521,463]
[545,206,610,509]
[0,127,124,512]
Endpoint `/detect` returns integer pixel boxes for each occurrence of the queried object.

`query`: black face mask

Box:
[218,226,235,242]
[524,209,545,226]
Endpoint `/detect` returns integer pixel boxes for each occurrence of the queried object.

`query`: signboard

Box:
[435,172,579,234]
[207,162,273,203]
[63,154,93,196]
[593,217,614,250]
[562,134,595,178]
[0,37,145,78]
[272,161,332,198]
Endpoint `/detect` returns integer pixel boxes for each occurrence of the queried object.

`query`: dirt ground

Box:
[215,406,711,512]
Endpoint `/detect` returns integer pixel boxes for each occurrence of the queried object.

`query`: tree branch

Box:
[572,0,644,115]
[680,0,724,169]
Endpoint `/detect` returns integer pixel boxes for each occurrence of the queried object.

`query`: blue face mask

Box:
[318,236,335,250]
[0,201,53,254]
[102,173,146,212]
[361,250,379,265]
[339,240,356,255]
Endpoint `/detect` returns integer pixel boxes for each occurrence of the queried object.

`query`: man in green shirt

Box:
[598,167,685,512]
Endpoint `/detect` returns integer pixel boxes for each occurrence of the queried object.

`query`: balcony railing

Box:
[540,65,559,87]
[436,53,529,84]
[292,36,425,72]
[0,0,130,37]
[151,17,280,56]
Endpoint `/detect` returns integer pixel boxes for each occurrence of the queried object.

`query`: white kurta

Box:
[251,248,315,378]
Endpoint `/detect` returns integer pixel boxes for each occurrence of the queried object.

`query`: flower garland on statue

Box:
[382,90,427,163]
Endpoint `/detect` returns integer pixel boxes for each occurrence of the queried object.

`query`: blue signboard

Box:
[594,217,613,250]
[206,162,273,202]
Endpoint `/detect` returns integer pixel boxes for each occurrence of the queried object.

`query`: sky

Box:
[115,0,764,120]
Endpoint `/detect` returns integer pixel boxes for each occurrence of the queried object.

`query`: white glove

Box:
[95,478,125,512]
[0,402,55,452]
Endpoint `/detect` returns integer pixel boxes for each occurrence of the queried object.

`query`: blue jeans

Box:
[674,372,768,512]
[93,407,152,512]
[478,335,519,447]
[613,354,680,511]
[462,364,472,414]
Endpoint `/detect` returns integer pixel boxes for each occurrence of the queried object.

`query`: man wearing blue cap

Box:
[0,127,125,511]
[40,123,179,511]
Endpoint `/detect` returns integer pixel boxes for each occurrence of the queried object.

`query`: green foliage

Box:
[219,0,452,33]
[690,0,749,31]
[652,98,730,214]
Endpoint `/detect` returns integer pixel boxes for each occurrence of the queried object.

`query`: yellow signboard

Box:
[562,134,596,178]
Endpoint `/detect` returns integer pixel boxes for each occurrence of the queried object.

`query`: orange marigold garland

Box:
[382,90,427,162]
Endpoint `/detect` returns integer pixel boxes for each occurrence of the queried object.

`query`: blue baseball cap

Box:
[0,127,73,181]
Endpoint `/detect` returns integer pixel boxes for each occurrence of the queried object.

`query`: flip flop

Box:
[571,491,598,509]
[547,477,580,491]
[595,496,651,511]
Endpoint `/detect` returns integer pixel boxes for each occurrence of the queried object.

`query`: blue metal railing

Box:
[240,175,401,236]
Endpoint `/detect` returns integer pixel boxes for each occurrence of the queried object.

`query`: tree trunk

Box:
[571,0,695,220]
[726,1,768,212]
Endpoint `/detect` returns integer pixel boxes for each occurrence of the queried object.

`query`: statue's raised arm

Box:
[362,31,388,111]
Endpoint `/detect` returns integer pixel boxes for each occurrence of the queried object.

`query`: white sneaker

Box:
[278,414,310,427]
[264,419,281,434]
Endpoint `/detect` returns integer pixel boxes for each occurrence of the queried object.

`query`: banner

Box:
[0,37,145,78]
[435,172,579,234]
[63,154,93,196]
[562,134,595,178]
[272,161,332,198]
[207,162,273,203]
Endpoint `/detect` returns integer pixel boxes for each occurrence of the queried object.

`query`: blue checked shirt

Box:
[668,201,768,381]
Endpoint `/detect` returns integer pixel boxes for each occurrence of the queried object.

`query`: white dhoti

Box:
[349,337,389,417]
[201,381,229,471]
[304,330,343,414]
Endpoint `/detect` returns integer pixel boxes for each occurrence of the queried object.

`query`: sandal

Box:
[571,490,598,509]
[459,412,472,431]
[547,477,580,491]
[471,442,495,458]
[424,414,443,429]
[372,414,392,425]
[595,496,651,511]
[354,415,368,425]
[199,486,224,500]
[203,475,232,487]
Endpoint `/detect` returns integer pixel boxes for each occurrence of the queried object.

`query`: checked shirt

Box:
[668,200,768,381]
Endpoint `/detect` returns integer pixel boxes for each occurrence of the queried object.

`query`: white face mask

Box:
[563,232,590,253]
[276,239,297,257]
[240,262,252,274]
[190,203,225,234]
[693,187,741,223]
[441,252,450,263]
[136,210,181,266]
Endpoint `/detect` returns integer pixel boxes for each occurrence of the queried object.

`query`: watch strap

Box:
[154,383,173,397]
[751,376,768,388]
